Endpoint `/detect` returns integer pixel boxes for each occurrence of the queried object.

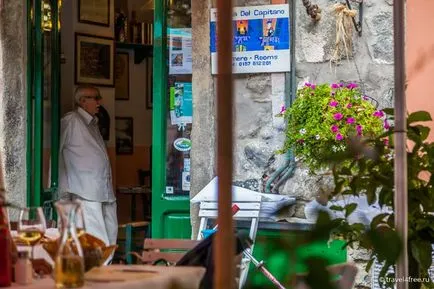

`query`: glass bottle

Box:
[0,206,12,287]
[54,200,85,289]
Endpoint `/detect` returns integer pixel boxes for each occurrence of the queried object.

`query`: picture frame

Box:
[115,52,130,100]
[75,33,114,87]
[115,117,134,155]
[146,57,153,109]
[78,0,110,27]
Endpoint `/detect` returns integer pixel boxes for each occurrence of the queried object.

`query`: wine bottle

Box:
[0,205,12,287]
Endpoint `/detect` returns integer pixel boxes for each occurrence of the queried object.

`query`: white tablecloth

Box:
[11,265,206,289]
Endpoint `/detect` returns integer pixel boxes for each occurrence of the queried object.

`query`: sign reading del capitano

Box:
[210,4,291,74]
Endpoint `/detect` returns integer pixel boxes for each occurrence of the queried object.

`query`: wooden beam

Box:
[214,0,234,287]
[393,0,408,288]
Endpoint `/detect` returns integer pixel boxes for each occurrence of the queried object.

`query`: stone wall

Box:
[0,0,26,219]
[230,0,394,213]
[191,0,394,287]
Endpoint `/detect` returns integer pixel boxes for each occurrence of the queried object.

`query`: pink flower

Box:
[346,83,358,89]
[280,105,286,114]
[339,83,344,88]
[384,138,389,146]
[305,82,312,87]
[346,117,355,124]
[384,119,390,130]
[336,133,344,141]
[363,95,369,100]
[331,83,340,89]
[331,92,336,96]
[329,101,339,107]
[346,103,353,108]
[356,124,363,136]
[331,125,339,133]
[333,113,343,121]
[373,110,385,118]
[311,84,316,90]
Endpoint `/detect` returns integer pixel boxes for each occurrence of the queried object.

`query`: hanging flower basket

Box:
[281,82,388,171]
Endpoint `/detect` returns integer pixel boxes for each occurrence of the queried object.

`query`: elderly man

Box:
[58,85,117,247]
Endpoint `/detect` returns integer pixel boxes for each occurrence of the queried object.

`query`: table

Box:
[11,265,205,289]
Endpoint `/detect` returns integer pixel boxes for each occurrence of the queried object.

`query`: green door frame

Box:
[151,0,191,238]
[26,0,61,210]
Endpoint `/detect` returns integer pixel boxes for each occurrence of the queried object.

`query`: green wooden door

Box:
[151,0,192,238]
[27,0,61,213]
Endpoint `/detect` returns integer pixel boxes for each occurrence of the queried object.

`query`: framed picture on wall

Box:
[115,117,134,155]
[146,57,153,109]
[75,33,114,86]
[115,52,129,100]
[78,0,110,27]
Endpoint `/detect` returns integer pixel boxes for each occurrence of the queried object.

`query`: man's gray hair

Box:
[74,85,101,104]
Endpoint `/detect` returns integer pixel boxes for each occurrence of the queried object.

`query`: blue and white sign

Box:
[210,4,290,74]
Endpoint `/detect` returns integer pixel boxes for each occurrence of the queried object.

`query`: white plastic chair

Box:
[197,193,262,289]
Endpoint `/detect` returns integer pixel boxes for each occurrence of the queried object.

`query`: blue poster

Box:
[170,82,193,125]
[210,5,291,74]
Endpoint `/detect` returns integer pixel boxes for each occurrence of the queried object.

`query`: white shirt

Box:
[58,107,115,202]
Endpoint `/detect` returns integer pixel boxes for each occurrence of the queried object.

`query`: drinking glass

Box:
[17,207,47,259]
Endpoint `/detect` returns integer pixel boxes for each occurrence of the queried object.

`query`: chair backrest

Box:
[140,238,200,264]
[295,263,358,289]
[197,193,262,241]
[197,194,262,289]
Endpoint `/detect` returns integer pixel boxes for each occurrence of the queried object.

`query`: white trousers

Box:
[80,199,118,246]
[61,194,118,246]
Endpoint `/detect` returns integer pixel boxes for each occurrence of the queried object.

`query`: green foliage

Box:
[322,109,434,288]
[281,82,384,171]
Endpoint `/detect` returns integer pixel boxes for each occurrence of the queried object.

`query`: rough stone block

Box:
[366,11,394,64]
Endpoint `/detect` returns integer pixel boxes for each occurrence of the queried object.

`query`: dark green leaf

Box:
[367,227,402,265]
[410,240,433,271]
[382,108,394,116]
[309,211,339,241]
[345,203,358,218]
[365,257,374,272]
[330,205,344,211]
[366,184,377,205]
[370,213,389,230]
[386,214,394,228]
[408,111,432,124]
[407,128,423,146]
[413,125,431,141]
[304,257,336,289]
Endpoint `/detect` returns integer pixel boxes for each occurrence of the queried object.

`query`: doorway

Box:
[27,0,193,240]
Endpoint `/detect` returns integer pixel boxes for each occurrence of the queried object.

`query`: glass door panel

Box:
[152,0,192,238]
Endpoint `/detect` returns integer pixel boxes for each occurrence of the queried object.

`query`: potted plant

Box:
[321,109,434,289]
[281,82,386,172]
